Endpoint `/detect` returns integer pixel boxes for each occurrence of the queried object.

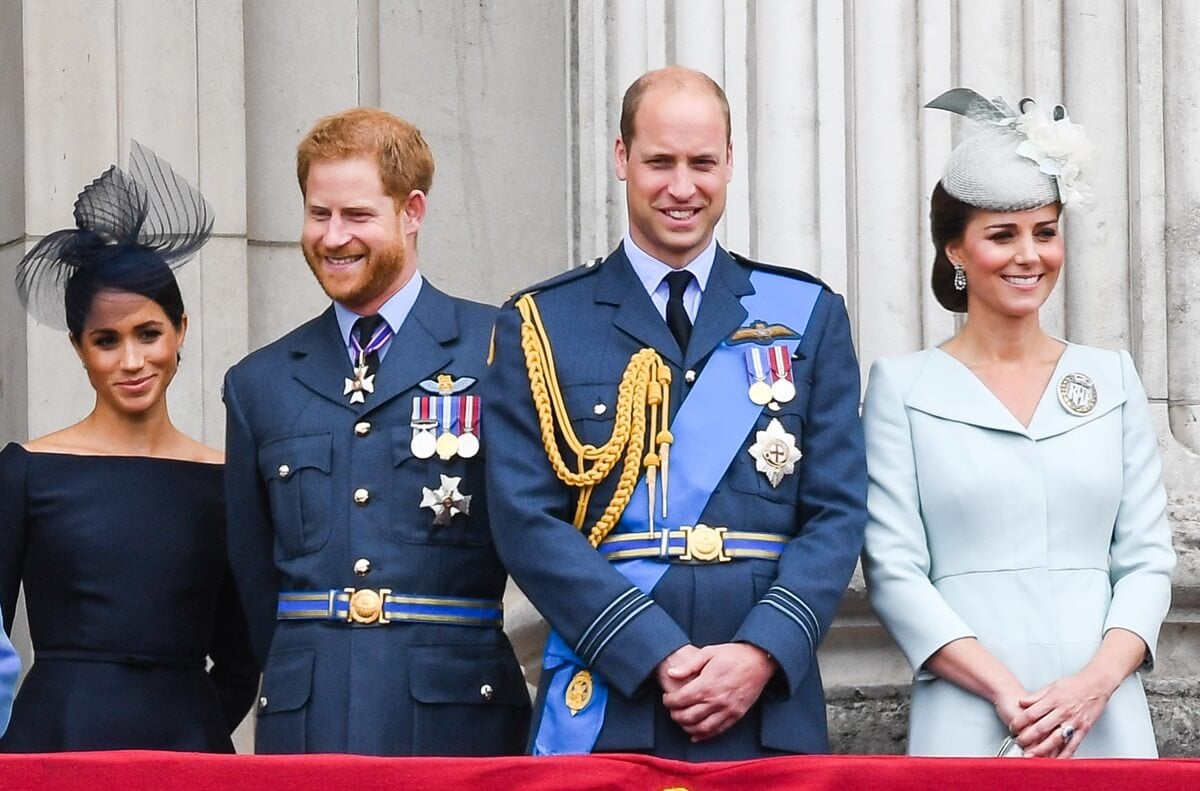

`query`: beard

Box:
[302,236,409,311]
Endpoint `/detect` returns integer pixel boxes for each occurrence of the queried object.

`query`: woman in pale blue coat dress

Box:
[862,90,1175,758]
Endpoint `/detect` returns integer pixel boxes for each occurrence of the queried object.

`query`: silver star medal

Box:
[748,418,802,487]
[420,474,472,526]
[344,360,376,405]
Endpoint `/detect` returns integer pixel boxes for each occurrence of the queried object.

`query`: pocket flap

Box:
[409,645,529,706]
[261,646,315,713]
[259,433,333,480]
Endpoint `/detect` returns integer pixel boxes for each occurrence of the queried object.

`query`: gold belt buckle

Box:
[344,587,392,624]
[680,524,730,563]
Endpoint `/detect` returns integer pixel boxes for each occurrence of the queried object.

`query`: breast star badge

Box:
[420,474,472,526]
[748,418,801,488]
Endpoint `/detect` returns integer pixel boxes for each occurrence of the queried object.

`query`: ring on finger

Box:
[1060,723,1076,743]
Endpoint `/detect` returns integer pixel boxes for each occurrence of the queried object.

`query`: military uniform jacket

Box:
[224,282,530,755]
[485,245,867,759]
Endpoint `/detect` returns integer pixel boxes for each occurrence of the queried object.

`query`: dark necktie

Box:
[352,314,387,377]
[664,270,693,353]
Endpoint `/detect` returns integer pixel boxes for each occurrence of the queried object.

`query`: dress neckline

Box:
[930,342,1072,432]
[5,442,222,467]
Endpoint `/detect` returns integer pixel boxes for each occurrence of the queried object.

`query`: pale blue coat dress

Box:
[862,343,1175,757]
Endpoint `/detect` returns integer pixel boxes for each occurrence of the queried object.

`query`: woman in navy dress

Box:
[0,142,258,751]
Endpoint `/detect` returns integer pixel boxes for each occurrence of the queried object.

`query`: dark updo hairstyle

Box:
[929,182,975,313]
[63,242,185,339]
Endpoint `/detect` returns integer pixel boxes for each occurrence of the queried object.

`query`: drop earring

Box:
[953,263,966,291]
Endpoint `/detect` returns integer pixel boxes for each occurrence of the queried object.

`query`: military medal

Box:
[435,395,459,460]
[745,348,773,405]
[458,395,480,459]
[565,669,594,716]
[748,418,802,487]
[410,398,438,458]
[1057,372,1097,416]
[768,345,797,403]
[343,357,375,405]
[419,474,472,526]
[344,319,393,405]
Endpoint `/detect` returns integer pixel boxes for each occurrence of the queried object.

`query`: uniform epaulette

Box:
[728,251,832,292]
[502,257,606,308]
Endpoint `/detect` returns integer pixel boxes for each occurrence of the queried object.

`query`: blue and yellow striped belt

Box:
[277,588,503,627]
[598,524,787,563]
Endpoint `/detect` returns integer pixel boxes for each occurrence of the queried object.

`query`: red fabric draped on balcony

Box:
[1,750,1198,790]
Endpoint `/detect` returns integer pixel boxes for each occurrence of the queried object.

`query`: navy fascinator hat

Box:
[16,141,213,335]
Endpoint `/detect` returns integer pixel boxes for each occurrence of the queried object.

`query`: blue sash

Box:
[533,270,823,755]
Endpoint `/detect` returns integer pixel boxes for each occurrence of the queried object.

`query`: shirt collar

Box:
[333,271,424,349]
[622,233,717,296]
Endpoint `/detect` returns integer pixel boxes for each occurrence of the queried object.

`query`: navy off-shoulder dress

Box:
[0,442,258,752]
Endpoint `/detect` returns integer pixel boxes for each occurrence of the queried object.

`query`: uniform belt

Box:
[597,525,787,563]
[277,589,504,627]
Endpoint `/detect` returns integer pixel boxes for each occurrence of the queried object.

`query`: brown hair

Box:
[619,66,731,147]
[929,182,974,313]
[296,107,434,208]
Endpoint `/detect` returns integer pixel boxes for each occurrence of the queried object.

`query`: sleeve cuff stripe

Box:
[576,589,650,660]
[763,600,815,656]
[762,591,819,640]
[766,586,821,636]
[575,588,642,656]
[583,599,654,665]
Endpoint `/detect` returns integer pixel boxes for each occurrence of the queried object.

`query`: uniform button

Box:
[684,370,697,384]
[259,696,269,710]
[277,464,291,479]
[353,558,371,576]
[354,421,371,437]
[353,487,371,505]
[593,402,607,416]
[479,683,494,701]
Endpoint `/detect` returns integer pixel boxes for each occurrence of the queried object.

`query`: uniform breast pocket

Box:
[560,382,619,450]
[391,428,492,546]
[258,433,333,559]
[726,381,812,506]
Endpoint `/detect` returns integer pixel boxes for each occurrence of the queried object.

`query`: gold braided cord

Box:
[515,293,671,548]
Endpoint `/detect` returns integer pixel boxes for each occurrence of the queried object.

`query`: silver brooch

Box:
[1057,372,1097,416]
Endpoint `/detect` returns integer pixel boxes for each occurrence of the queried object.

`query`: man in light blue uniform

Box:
[486,67,867,760]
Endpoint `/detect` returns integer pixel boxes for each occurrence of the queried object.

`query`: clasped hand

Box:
[655,643,776,742]
[1006,673,1112,758]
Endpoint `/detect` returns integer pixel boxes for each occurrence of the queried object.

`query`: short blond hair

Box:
[619,66,731,147]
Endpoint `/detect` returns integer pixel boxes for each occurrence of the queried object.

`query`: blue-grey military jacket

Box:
[485,245,867,760]
[224,282,529,755]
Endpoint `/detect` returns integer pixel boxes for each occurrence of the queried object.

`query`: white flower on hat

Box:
[1011,101,1094,206]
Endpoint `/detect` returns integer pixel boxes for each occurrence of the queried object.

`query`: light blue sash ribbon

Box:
[533,270,823,755]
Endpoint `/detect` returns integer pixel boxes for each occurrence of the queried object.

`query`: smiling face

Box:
[946,203,1064,320]
[73,290,186,418]
[614,84,733,268]
[301,156,425,314]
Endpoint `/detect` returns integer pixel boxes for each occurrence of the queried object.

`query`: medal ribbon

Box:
[745,347,769,386]
[534,269,824,756]
[351,321,394,363]
[461,395,479,436]
[769,344,793,387]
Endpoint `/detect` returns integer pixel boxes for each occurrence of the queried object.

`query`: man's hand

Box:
[660,643,777,742]
[655,644,701,694]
